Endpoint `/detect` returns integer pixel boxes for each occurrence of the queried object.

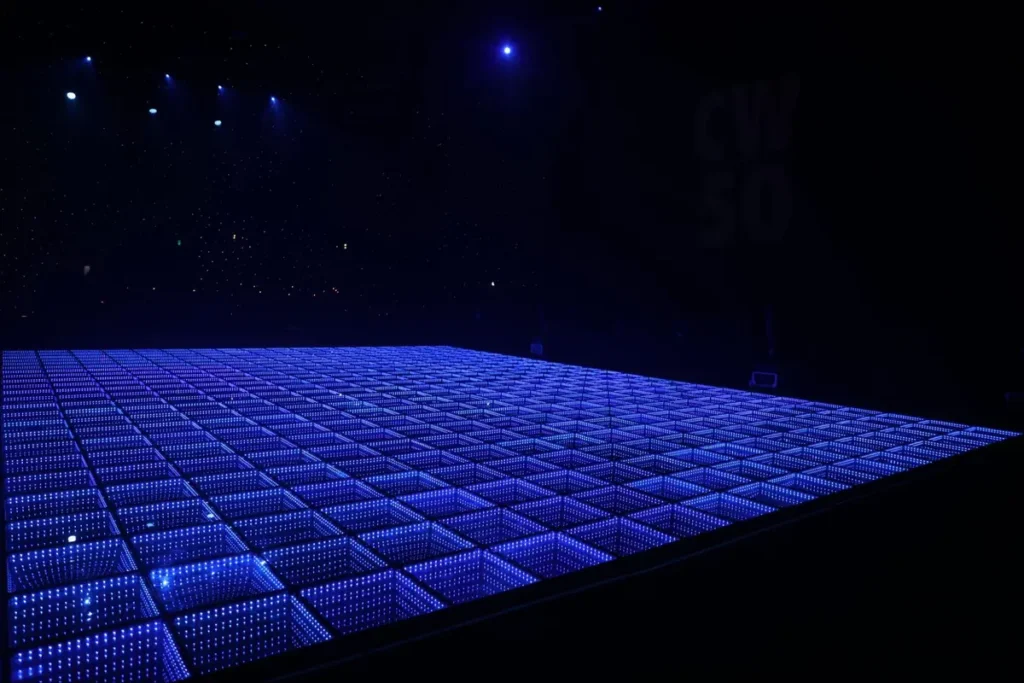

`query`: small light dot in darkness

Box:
[85,56,92,62]
[214,120,222,127]
[503,46,512,55]
[66,92,76,100]
[148,108,157,114]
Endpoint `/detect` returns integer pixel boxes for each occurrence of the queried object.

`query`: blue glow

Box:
[149,108,157,114]
[217,85,224,91]
[150,555,283,613]
[66,92,76,100]
[165,74,170,79]
[8,576,159,649]
[270,96,277,103]
[503,45,512,55]
[10,621,189,682]
[1,347,1018,679]
[214,120,222,127]
[85,56,92,62]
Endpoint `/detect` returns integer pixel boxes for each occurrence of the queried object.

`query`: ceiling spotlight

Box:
[503,45,512,56]
[148,108,157,114]
[218,85,224,91]
[164,74,171,80]
[86,56,92,62]
[270,96,277,103]
[66,92,76,100]
[214,119,222,127]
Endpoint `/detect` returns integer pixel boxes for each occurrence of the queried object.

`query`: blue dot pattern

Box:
[2,347,1018,680]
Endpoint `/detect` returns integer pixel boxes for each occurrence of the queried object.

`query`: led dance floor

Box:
[2,347,1018,681]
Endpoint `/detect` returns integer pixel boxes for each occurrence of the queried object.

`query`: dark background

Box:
[1,4,1021,676]
[2,1,1020,428]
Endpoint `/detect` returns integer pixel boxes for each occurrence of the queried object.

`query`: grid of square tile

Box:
[2,346,1017,681]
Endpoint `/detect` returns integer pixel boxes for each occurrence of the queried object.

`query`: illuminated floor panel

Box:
[1,346,1017,680]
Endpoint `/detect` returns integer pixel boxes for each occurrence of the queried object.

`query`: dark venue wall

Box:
[1,1,1019,428]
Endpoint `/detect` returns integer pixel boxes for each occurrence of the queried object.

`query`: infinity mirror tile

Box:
[2,347,1017,681]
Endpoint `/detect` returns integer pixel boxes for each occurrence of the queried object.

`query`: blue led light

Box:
[131,523,248,568]
[8,575,160,648]
[191,469,278,496]
[5,468,96,494]
[467,477,557,505]
[262,536,387,587]
[364,470,448,496]
[301,569,445,636]
[10,621,190,682]
[360,521,475,564]
[214,119,222,127]
[399,487,495,519]
[233,509,343,550]
[149,554,284,613]
[503,45,512,55]
[86,56,92,62]
[210,487,308,521]
[7,510,120,552]
[565,517,675,557]
[149,108,157,114]
[104,478,199,507]
[492,532,613,578]
[406,548,537,604]
[321,498,426,533]
[291,478,382,508]
[7,539,137,592]
[95,460,181,485]
[440,507,547,546]
[66,92,76,100]
[626,475,710,502]
[512,495,612,529]
[116,498,221,534]
[173,594,330,674]
[1,347,1018,678]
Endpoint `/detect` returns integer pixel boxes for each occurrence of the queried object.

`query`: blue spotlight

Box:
[270,96,277,104]
[164,74,171,80]
[66,92,76,100]
[218,85,224,91]
[503,45,512,56]
[85,56,92,63]
[148,108,157,115]
[214,120,222,127]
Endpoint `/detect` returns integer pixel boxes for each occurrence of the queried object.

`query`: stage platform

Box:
[1,347,1019,681]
